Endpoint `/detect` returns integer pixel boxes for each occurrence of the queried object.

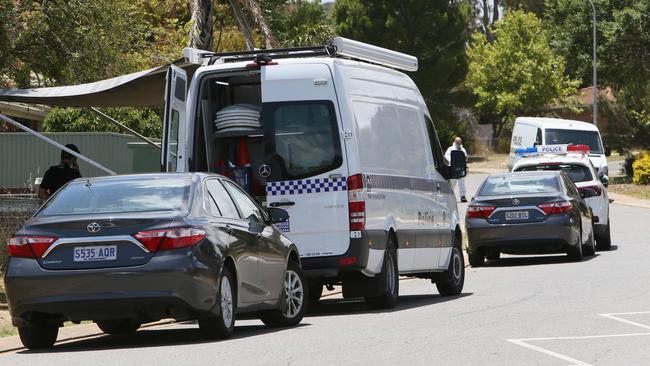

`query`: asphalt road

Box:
[3,173,650,366]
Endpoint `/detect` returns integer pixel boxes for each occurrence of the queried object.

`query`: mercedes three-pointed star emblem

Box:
[259,164,271,178]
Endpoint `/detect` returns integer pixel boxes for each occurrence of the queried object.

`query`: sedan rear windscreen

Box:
[516,164,593,183]
[479,176,560,196]
[39,177,192,216]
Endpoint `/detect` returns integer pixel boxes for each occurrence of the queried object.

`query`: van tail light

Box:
[579,185,602,196]
[466,205,496,219]
[538,201,573,215]
[347,174,366,232]
[134,228,206,252]
[7,236,57,258]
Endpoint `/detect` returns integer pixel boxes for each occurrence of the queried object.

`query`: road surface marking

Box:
[507,311,650,365]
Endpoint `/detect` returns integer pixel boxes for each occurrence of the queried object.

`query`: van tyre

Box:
[365,240,399,309]
[96,319,141,335]
[199,266,236,339]
[596,219,612,251]
[18,324,58,349]
[436,237,465,296]
[468,252,485,267]
[307,284,323,309]
[260,261,307,327]
[485,250,500,261]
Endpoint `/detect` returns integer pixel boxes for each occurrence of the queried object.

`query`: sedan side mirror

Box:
[268,207,289,224]
[605,145,611,157]
[450,150,467,180]
[580,188,598,199]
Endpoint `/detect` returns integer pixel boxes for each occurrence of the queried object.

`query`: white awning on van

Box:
[0,61,197,108]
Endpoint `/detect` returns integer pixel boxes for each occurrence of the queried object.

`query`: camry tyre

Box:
[199,266,236,339]
[365,240,399,309]
[583,228,596,256]
[96,319,141,335]
[596,219,612,251]
[567,230,584,262]
[436,237,465,296]
[260,261,307,327]
[18,324,58,349]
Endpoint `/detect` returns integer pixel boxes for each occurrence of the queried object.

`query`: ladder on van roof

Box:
[183,37,418,72]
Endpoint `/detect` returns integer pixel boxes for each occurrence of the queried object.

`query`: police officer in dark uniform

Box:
[38,144,82,201]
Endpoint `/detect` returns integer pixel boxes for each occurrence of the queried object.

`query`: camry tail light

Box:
[466,205,496,219]
[134,228,206,252]
[347,174,366,232]
[7,236,57,258]
[538,201,573,215]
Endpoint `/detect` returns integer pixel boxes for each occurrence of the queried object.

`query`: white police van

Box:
[162,37,467,308]
[511,144,611,250]
[507,117,611,175]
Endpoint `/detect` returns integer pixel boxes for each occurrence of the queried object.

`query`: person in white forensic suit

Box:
[445,137,468,202]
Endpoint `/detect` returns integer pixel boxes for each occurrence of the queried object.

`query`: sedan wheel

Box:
[199,266,236,339]
[18,324,58,350]
[260,261,307,327]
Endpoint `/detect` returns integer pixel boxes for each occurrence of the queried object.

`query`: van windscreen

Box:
[263,101,342,181]
[544,129,603,154]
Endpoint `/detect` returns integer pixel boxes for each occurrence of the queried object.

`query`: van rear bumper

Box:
[301,230,387,280]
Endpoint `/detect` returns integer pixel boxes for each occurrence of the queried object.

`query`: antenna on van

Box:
[182,37,418,72]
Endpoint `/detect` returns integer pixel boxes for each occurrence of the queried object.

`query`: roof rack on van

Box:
[183,37,418,72]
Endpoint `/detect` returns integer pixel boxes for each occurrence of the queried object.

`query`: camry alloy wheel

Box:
[283,270,304,319]
[220,276,234,327]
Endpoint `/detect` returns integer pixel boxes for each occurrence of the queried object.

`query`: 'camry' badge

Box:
[87,222,101,233]
[512,199,520,206]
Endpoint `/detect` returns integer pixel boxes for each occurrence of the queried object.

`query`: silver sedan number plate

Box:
[505,211,529,220]
[73,245,117,262]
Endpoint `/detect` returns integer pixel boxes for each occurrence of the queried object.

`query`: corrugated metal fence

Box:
[0,132,160,188]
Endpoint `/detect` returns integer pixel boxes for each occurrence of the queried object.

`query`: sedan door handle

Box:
[270,201,295,207]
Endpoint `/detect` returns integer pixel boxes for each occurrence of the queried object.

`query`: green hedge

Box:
[633,152,650,185]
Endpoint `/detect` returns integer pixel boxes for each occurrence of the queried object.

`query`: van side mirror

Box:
[599,174,609,188]
[450,150,467,180]
[605,145,611,157]
[268,207,289,224]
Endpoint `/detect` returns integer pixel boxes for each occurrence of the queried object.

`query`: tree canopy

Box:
[466,10,579,137]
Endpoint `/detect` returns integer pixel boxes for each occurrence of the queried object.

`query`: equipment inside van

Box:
[163,37,467,308]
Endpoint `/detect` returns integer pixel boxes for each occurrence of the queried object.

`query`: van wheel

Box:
[260,261,307,327]
[436,238,465,296]
[308,284,323,309]
[485,250,500,261]
[365,240,399,309]
[596,219,612,251]
[96,319,141,335]
[468,252,485,267]
[18,324,58,349]
[199,266,236,339]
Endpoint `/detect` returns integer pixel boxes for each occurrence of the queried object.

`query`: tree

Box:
[43,108,163,138]
[466,10,579,137]
[334,0,477,149]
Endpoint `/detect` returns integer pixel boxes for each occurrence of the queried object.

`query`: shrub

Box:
[632,152,650,185]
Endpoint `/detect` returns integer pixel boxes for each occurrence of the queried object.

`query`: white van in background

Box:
[162,37,467,309]
[507,117,611,175]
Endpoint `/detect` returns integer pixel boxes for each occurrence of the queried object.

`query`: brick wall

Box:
[0,195,40,271]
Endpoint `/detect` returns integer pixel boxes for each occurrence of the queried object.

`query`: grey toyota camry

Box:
[4,173,306,349]
[466,171,597,267]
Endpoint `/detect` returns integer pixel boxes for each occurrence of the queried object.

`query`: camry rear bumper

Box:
[4,249,220,326]
[466,215,580,254]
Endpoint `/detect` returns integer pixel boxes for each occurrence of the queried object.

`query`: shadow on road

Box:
[18,322,309,354]
[307,292,473,317]
[479,253,600,268]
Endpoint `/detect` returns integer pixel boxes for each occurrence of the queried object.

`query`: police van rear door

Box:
[260,63,350,258]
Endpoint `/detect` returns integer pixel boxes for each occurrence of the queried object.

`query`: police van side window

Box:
[424,115,445,169]
[263,101,342,181]
[351,101,430,177]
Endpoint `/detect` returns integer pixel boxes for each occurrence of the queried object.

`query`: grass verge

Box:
[609,183,650,201]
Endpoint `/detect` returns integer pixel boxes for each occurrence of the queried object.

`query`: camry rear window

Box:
[516,164,593,183]
[39,177,191,216]
[479,176,560,196]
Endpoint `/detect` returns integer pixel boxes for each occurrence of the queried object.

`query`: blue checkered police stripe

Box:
[266,177,347,196]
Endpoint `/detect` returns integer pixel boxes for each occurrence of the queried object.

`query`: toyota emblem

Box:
[512,199,521,206]
[259,164,271,178]
[87,222,101,233]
